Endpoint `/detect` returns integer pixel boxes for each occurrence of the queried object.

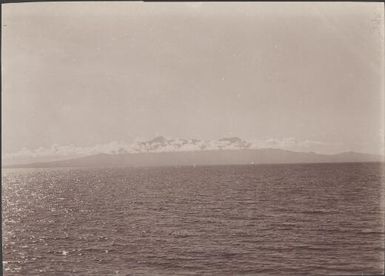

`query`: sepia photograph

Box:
[1,2,384,275]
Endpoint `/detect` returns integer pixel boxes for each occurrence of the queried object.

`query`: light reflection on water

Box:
[2,163,385,275]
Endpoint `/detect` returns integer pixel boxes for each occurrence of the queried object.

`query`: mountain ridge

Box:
[4,148,383,168]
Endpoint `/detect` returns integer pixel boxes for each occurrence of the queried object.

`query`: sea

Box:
[2,162,384,275]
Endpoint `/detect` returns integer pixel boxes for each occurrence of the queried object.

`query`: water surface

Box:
[2,163,384,275]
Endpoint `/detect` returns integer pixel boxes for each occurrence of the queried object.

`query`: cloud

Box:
[249,137,330,151]
[2,141,134,164]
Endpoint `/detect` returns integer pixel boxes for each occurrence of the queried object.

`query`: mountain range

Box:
[4,144,383,168]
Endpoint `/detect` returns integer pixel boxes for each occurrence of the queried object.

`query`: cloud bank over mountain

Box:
[3,136,346,165]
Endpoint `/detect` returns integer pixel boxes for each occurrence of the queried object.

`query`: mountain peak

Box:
[218,137,243,143]
[147,136,168,144]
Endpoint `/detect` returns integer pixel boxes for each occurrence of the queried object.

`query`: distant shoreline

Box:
[3,148,383,169]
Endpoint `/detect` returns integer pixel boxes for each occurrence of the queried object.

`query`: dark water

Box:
[2,163,384,275]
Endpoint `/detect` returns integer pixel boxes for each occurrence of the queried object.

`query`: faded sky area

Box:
[2,2,384,163]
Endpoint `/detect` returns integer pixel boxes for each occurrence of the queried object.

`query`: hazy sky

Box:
[2,2,384,157]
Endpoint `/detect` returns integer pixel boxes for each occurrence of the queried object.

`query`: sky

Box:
[2,2,384,163]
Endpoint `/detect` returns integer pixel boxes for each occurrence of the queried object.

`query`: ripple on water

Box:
[2,163,385,275]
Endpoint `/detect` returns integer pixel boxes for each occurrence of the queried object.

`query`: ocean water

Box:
[2,163,384,275]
